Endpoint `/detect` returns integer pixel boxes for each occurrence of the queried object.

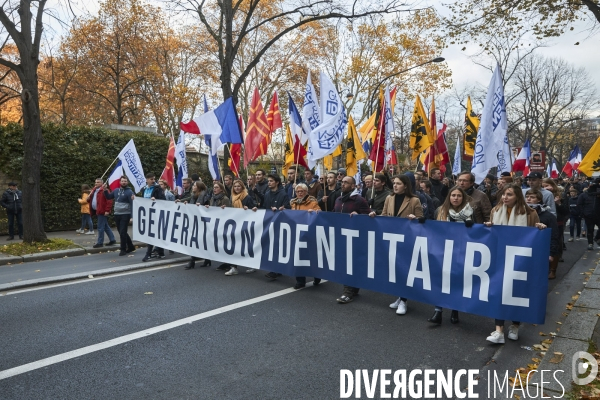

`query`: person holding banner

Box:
[225,179,257,275]
[256,174,290,280]
[365,173,392,216]
[317,172,341,212]
[427,186,475,325]
[201,182,232,270]
[290,183,322,289]
[183,181,210,271]
[525,189,560,279]
[335,176,371,304]
[140,173,166,262]
[485,184,546,344]
[103,176,135,256]
[372,175,423,314]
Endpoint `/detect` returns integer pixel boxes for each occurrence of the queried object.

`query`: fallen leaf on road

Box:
[144,292,153,295]
[556,321,562,324]
[550,332,557,336]
[110,260,116,262]
[532,358,541,363]
[128,255,134,257]
[88,275,94,278]
[550,353,564,363]
[35,270,40,272]
[542,339,553,345]
[539,332,547,336]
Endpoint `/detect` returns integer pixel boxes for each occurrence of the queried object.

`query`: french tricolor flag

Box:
[108,160,123,191]
[512,138,531,176]
[547,158,559,179]
[562,145,582,177]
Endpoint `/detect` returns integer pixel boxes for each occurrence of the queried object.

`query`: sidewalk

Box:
[0,228,145,265]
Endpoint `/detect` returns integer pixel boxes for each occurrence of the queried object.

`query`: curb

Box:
[0,242,148,266]
[0,256,189,292]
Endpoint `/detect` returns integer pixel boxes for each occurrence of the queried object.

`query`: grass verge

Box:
[1,238,77,256]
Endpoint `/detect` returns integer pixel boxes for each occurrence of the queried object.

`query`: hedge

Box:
[0,123,170,233]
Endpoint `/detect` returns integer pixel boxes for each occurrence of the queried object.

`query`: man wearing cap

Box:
[1,182,22,240]
[523,172,556,216]
[336,168,346,190]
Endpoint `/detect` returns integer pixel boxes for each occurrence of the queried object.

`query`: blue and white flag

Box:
[117,139,145,192]
[452,135,462,176]
[307,72,348,163]
[471,63,508,183]
[497,133,512,178]
[302,71,320,146]
[383,86,395,153]
[203,95,221,181]
[175,130,188,195]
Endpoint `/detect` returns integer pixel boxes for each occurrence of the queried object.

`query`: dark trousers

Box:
[296,277,321,285]
[114,214,133,252]
[7,211,22,237]
[569,216,582,237]
[342,285,360,296]
[584,217,600,245]
[495,320,519,326]
[146,245,164,257]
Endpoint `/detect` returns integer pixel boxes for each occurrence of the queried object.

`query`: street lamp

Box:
[368,57,445,114]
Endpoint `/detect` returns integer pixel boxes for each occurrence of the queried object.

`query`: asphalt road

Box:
[0,236,591,399]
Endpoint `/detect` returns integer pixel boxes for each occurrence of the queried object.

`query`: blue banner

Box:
[133,198,550,323]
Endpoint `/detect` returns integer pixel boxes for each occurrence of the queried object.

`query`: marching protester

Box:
[577,178,600,250]
[361,174,373,198]
[335,168,346,189]
[285,167,300,199]
[88,178,116,248]
[290,183,321,289]
[76,184,94,234]
[304,169,322,198]
[370,174,423,313]
[318,171,341,211]
[543,178,568,256]
[176,178,193,203]
[365,173,392,215]
[184,181,209,270]
[427,186,475,325]
[456,171,492,223]
[103,176,135,256]
[525,189,560,279]
[405,172,433,219]
[522,172,556,215]
[254,169,269,195]
[1,182,23,240]
[159,179,176,201]
[254,174,290,280]
[567,187,582,241]
[139,173,166,262]
[420,180,441,211]
[479,173,498,207]
[223,174,234,198]
[485,184,547,344]
[335,176,371,304]
[203,181,232,269]
[428,167,448,202]
[224,179,256,275]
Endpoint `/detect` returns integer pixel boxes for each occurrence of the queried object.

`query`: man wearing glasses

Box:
[456,171,492,223]
[336,168,346,190]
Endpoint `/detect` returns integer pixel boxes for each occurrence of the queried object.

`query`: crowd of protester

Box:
[68,164,600,345]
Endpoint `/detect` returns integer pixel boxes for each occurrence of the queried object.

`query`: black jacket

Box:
[577,188,600,219]
[365,187,392,215]
[430,178,448,202]
[536,206,560,257]
[255,180,269,195]
[262,186,290,210]
[317,186,341,212]
[140,184,165,200]
[568,195,581,218]
[1,188,22,213]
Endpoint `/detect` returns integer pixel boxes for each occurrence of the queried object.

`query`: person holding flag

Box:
[87,178,116,249]
[103,176,135,256]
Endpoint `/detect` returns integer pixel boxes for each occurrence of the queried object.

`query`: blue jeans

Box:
[569,216,581,238]
[96,214,115,245]
[80,214,93,230]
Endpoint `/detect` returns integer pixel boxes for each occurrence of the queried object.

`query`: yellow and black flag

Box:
[409,95,434,160]
[346,115,367,177]
[578,137,600,176]
[463,96,480,161]
[283,125,294,172]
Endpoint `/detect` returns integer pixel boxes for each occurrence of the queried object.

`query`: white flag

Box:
[175,130,188,195]
[302,71,320,146]
[496,133,512,178]
[118,139,146,192]
[471,63,508,184]
[307,72,348,162]
[384,86,395,152]
[452,135,462,176]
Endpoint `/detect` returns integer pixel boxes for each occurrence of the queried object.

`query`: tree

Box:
[446,0,600,42]
[172,0,410,103]
[0,0,48,242]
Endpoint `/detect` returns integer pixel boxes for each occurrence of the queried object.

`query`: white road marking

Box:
[0,281,323,380]
[0,265,180,296]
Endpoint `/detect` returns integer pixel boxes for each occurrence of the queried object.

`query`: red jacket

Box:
[87,186,113,215]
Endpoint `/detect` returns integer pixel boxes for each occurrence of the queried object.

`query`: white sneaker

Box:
[389,297,402,309]
[568,237,574,242]
[75,229,83,233]
[486,331,505,344]
[508,325,519,341]
[246,268,256,274]
[225,267,238,276]
[85,230,95,235]
[396,301,407,315]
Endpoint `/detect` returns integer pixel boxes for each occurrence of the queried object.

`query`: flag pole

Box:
[100,156,120,181]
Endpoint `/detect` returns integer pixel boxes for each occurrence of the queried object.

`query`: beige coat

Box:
[381,194,423,218]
